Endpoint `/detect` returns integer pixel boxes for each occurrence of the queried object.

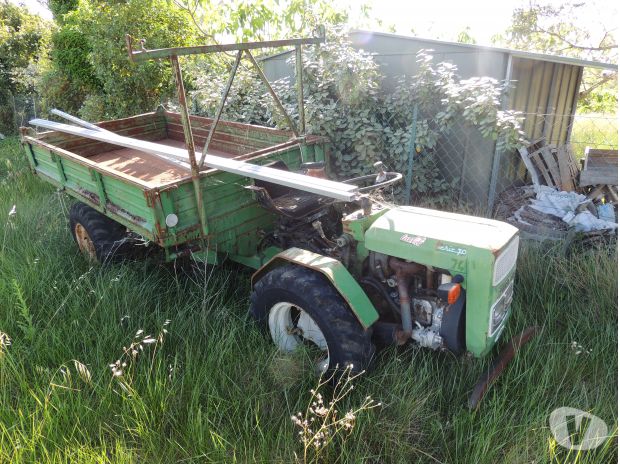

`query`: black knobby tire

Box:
[69,202,131,264]
[250,264,375,373]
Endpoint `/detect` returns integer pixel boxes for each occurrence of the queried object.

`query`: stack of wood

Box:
[494,186,569,241]
[518,138,581,192]
[495,139,618,243]
[518,138,618,204]
[579,147,618,203]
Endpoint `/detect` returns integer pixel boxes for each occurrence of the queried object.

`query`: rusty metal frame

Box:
[126,30,326,239]
[125,31,325,62]
[199,50,243,166]
[169,55,208,241]
[244,49,299,139]
[126,30,325,170]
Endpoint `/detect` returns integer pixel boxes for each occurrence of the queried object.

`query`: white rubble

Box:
[527,185,617,232]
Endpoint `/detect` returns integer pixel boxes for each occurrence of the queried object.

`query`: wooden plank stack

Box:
[518,138,581,192]
[579,147,618,203]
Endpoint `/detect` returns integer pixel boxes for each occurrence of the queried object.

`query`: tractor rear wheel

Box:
[69,202,131,264]
[250,264,374,375]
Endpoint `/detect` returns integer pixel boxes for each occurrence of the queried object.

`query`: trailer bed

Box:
[21,109,329,265]
[89,138,232,184]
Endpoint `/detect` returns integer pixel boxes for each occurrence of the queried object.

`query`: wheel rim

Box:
[74,223,97,261]
[268,301,330,373]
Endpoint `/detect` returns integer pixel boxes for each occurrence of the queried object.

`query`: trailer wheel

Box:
[69,202,131,264]
[250,264,374,375]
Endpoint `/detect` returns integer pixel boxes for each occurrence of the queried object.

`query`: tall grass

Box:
[570,113,618,158]
[0,137,617,463]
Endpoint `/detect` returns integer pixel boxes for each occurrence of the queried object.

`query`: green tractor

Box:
[249,198,519,371]
[21,31,526,406]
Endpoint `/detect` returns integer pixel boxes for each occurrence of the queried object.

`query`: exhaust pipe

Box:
[388,257,425,337]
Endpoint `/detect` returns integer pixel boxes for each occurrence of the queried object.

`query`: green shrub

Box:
[38,0,199,121]
[191,31,525,207]
[0,3,51,133]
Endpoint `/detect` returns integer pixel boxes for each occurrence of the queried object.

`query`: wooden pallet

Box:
[578,147,618,204]
[518,138,579,192]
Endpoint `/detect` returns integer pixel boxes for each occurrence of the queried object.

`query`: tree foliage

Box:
[39,0,352,122]
[39,0,199,121]
[47,0,79,20]
[174,0,350,42]
[499,1,617,62]
[0,1,51,133]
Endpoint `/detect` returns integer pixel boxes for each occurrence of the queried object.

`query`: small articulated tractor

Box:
[20,31,526,406]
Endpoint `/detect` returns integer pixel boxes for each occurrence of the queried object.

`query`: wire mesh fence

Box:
[0,91,39,136]
[390,110,618,216]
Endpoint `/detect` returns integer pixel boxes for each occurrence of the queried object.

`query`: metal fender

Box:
[251,247,379,329]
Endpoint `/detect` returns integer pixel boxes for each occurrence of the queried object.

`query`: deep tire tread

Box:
[69,202,131,264]
[250,264,374,373]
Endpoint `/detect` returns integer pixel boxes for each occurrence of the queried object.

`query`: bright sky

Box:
[347,0,519,45]
[9,0,618,49]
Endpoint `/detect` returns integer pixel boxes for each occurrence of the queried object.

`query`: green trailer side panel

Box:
[252,247,380,329]
[60,160,100,195]
[158,143,319,254]
[28,143,156,238]
[31,146,62,182]
[25,112,329,260]
[101,176,155,231]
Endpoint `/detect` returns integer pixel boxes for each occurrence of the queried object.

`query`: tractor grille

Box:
[493,237,519,286]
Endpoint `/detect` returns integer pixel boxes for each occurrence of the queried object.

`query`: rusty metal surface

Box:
[199,50,243,166]
[295,44,305,136]
[170,55,208,241]
[126,31,325,62]
[468,326,539,410]
[245,50,299,137]
[22,136,153,189]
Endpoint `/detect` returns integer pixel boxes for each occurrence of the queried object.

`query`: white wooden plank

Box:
[51,109,115,134]
[30,118,360,201]
[518,146,541,186]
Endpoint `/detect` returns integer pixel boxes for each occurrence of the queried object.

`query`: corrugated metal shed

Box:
[260,30,617,210]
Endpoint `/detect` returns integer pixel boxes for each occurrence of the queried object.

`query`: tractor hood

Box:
[364,206,519,358]
[364,206,518,267]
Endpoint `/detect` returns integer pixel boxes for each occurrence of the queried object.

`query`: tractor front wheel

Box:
[69,202,131,264]
[250,264,374,375]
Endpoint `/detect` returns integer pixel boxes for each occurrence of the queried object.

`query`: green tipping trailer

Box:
[20,31,533,408]
[21,109,328,266]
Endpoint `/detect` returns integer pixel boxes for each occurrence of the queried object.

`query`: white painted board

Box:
[29,119,360,201]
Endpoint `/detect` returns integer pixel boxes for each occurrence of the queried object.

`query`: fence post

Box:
[487,55,513,216]
[404,105,418,205]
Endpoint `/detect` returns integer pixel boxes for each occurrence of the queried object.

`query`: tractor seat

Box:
[248,160,332,219]
[269,191,333,217]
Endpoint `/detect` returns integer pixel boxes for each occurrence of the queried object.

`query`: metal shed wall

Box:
[262,32,509,84]
[504,57,583,181]
[509,57,582,145]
